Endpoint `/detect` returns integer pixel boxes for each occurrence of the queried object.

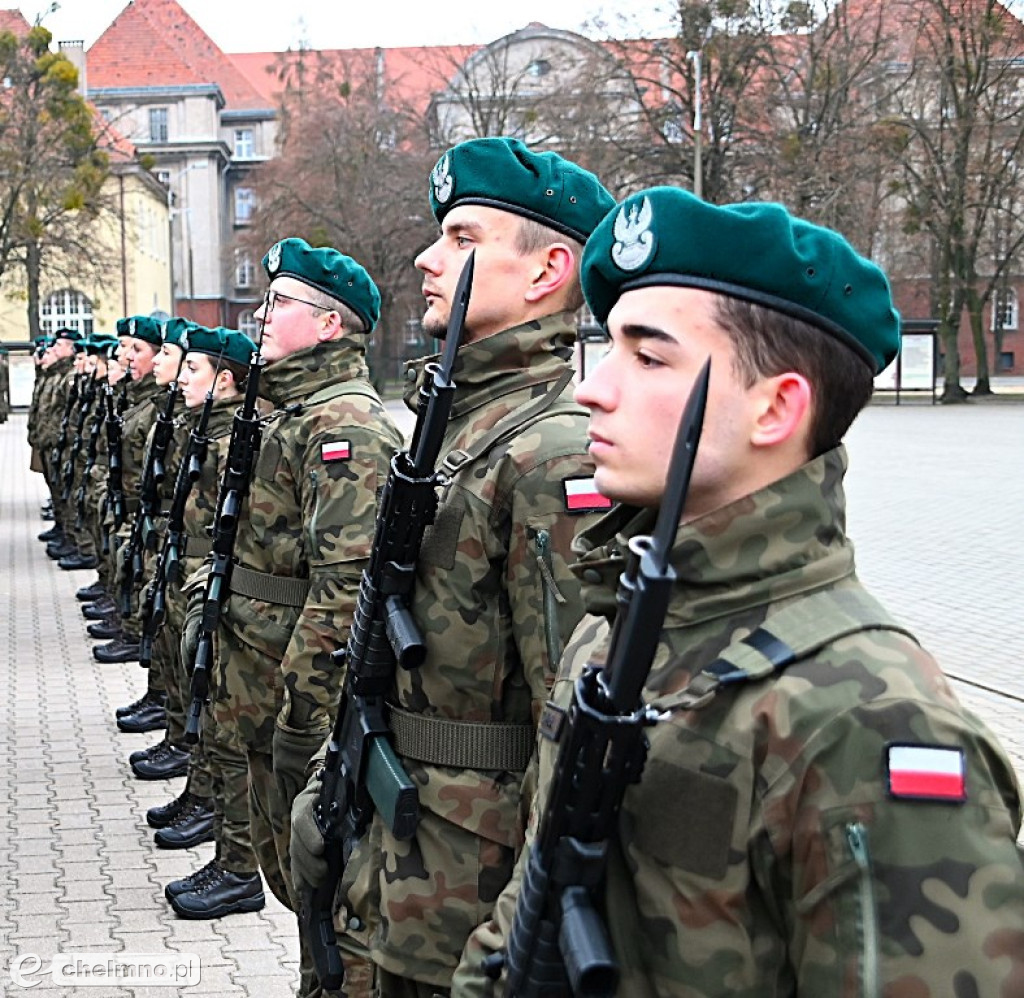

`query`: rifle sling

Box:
[441,368,577,478]
[183,535,213,559]
[229,564,310,608]
[388,704,534,772]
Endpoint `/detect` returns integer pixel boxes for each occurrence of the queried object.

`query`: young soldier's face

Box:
[575,285,763,518]
[254,277,333,363]
[126,339,158,381]
[178,352,218,408]
[415,204,544,344]
[152,342,183,386]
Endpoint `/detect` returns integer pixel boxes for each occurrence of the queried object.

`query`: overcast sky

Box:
[23,0,670,52]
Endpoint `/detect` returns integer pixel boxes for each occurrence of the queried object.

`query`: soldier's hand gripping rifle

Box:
[184,333,266,744]
[119,376,180,617]
[76,376,108,530]
[51,373,80,481]
[139,375,216,672]
[105,383,128,531]
[61,374,95,501]
[301,252,475,993]
[484,359,711,998]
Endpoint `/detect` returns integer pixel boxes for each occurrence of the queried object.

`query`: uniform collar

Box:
[572,447,856,628]
[259,338,371,408]
[402,312,577,418]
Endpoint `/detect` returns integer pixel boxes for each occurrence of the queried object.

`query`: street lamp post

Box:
[687,49,703,201]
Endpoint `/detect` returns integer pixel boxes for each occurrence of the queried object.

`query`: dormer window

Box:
[527,59,552,78]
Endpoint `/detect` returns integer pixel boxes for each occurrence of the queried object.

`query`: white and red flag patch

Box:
[563,476,612,514]
[886,744,966,802]
[321,440,351,462]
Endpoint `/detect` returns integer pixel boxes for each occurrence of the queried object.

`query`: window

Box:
[39,290,93,336]
[999,351,1015,371]
[235,251,256,288]
[527,59,552,78]
[238,310,258,338]
[156,170,170,188]
[992,288,1018,331]
[234,128,254,158]
[149,107,168,143]
[234,187,254,224]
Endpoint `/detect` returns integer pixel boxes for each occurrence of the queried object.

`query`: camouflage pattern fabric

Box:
[338,315,602,990]
[454,446,1024,997]
[199,336,400,985]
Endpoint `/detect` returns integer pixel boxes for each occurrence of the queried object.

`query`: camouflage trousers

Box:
[373,969,450,998]
[203,706,255,873]
[248,750,374,998]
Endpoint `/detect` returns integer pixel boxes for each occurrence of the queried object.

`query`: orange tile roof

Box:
[86,0,271,111]
[229,43,480,114]
[0,9,31,34]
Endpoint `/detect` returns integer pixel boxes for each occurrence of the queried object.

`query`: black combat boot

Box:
[87,620,122,641]
[131,741,189,780]
[116,689,165,719]
[147,788,193,829]
[38,524,63,542]
[59,552,99,571]
[116,698,167,733]
[165,859,221,901]
[93,637,141,663]
[154,795,215,849]
[76,580,106,601]
[168,865,265,919]
[83,596,116,620]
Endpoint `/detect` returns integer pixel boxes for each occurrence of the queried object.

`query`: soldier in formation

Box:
[23,143,1023,998]
[452,186,1024,996]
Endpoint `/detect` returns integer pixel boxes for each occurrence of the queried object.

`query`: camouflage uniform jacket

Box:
[215,340,401,751]
[166,399,235,616]
[341,314,603,987]
[455,447,1024,997]
[34,359,73,455]
[121,378,170,504]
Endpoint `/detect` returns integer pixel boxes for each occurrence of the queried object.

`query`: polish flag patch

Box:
[886,744,966,802]
[563,476,612,514]
[321,440,351,462]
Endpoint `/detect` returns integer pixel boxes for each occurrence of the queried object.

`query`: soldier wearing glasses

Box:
[182,238,402,995]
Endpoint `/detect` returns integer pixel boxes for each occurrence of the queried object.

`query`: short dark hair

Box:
[514,218,585,312]
[712,295,875,458]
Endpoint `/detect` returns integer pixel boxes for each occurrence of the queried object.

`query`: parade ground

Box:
[1,399,1022,995]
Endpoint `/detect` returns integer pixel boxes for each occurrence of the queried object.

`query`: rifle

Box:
[75,375,108,530]
[138,383,216,672]
[184,334,266,743]
[61,374,95,501]
[301,252,475,993]
[105,383,128,531]
[118,378,180,617]
[485,359,711,998]
[51,372,80,481]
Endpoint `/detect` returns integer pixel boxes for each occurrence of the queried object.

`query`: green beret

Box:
[53,326,84,344]
[183,325,257,368]
[262,237,380,332]
[429,137,615,243]
[115,315,163,346]
[162,317,192,347]
[581,187,900,374]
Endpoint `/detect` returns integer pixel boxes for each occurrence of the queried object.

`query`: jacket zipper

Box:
[846,821,880,998]
[535,528,564,671]
[308,469,320,551]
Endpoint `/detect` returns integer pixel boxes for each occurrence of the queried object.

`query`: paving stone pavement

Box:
[2,399,1022,995]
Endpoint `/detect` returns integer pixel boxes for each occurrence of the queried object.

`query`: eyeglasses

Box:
[261,289,335,314]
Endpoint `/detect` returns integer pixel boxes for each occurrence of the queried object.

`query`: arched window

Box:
[40,289,93,336]
[238,310,258,338]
